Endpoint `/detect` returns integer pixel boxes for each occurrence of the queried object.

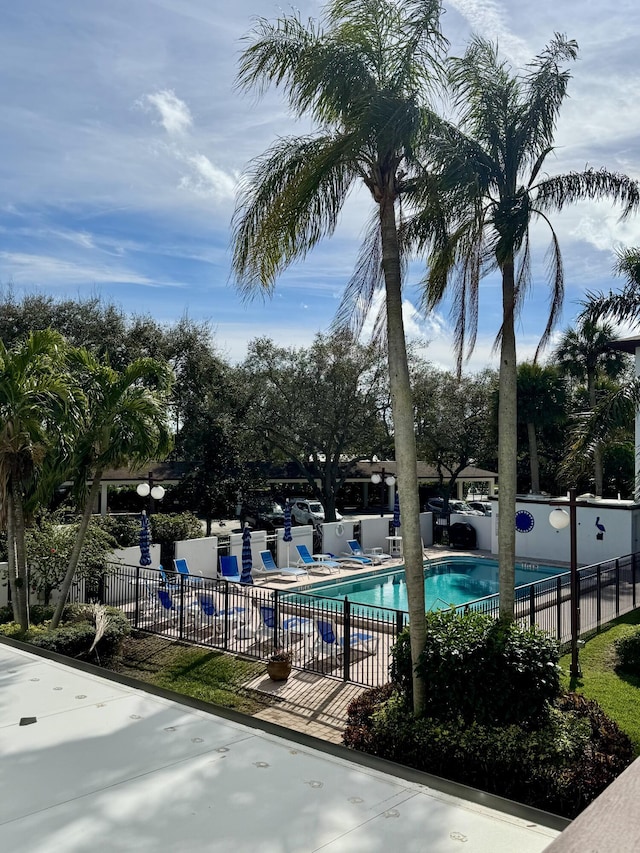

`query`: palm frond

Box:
[534,169,640,217]
[332,214,383,335]
[532,211,564,358]
[231,134,358,292]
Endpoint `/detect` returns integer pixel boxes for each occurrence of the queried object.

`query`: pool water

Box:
[304,557,566,611]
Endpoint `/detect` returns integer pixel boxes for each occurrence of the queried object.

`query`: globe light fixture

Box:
[370,468,395,517]
[137,473,165,513]
[548,508,570,530]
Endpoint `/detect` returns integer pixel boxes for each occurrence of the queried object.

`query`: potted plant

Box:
[266,648,293,681]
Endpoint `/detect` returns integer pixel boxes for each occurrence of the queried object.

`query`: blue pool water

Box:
[304,557,566,611]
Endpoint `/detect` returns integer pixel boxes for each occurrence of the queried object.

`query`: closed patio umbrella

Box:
[240,523,254,585]
[393,491,401,530]
[139,511,152,566]
[283,500,293,567]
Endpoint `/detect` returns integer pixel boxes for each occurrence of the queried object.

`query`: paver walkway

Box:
[245,667,366,743]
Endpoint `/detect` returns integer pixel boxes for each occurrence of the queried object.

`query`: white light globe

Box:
[136,483,150,497]
[549,508,570,530]
[370,473,381,484]
[385,475,396,486]
[151,485,166,500]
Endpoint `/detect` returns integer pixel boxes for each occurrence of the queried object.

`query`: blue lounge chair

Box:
[346,540,390,563]
[174,557,203,584]
[257,550,308,580]
[219,555,241,583]
[341,542,374,565]
[196,592,246,631]
[314,619,378,658]
[156,588,190,625]
[158,566,180,589]
[295,544,340,574]
[256,604,312,644]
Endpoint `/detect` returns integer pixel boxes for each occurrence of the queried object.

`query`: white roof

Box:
[0,642,560,852]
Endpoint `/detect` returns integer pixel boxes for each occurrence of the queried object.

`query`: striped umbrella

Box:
[392,491,401,530]
[283,500,293,566]
[240,523,254,585]
[139,511,152,566]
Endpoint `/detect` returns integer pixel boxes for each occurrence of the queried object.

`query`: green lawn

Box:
[110,633,267,715]
[559,609,640,756]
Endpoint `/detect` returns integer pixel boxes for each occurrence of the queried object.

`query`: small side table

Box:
[385,536,403,557]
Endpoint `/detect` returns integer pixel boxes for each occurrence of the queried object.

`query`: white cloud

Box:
[0,252,180,288]
[177,152,237,200]
[446,0,529,62]
[142,90,193,136]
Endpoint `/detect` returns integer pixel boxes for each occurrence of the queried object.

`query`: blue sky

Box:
[1,0,639,371]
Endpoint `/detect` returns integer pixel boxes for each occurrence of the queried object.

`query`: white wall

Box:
[229,530,268,572]
[489,497,639,565]
[319,521,354,560]
[109,544,161,568]
[359,517,392,552]
[175,536,218,578]
[277,524,315,567]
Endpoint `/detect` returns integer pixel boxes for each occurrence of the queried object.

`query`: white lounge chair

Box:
[295,544,340,574]
[257,550,308,580]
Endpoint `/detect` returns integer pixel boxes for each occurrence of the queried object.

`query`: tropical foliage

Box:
[232,0,449,712]
[422,35,638,617]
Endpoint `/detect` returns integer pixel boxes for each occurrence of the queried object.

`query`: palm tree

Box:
[0,331,76,630]
[516,362,567,494]
[423,35,638,618]
[51,352,173,628]
[554,317,628,495]
[232,0,447,713]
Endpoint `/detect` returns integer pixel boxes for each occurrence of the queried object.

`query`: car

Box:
[239,500,286,532]
[426,498,484,517]
[467,500,492,516]
[289,498,342,526]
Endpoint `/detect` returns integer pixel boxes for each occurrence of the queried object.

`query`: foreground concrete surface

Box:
[0,641,561,853]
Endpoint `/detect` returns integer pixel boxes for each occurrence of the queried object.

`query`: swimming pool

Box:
[303,556,567,611]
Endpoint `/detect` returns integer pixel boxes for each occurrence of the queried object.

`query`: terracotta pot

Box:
[267,659,292,681]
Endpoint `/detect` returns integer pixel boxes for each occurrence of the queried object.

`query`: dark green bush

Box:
[93,514,141,548]
[391,610,560,727]
[0,604,130,663]
[343,688,632,818]
[614,629,640,675]
[150,512,202,545]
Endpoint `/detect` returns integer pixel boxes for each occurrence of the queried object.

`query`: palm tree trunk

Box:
[51,472,104,628]
[380,196,426,715]
[5,490,20,623]
[498,260,517,619]
[588,373,603,495]
[12,488,29,632]
[527,421,540,494]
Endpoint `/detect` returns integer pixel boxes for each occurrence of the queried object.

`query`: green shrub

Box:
[343,688,632,819]
[614,629,640,675]
[150,512,202,545]
[391,610,561,727]
[0,604,131,662]
[93,515,141,548]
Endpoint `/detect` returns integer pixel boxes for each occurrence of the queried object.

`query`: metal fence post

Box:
[615,558,620,617]
[134,566,140,629]
[273,589,280,652]
[596,564,601,630]
[556,575,562,643]
[529,584,535,627]
[178,573,185,640]
[343,597,351,682]
[633,553,637,610]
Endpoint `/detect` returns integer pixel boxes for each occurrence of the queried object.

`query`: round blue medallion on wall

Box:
[515,510,535,533]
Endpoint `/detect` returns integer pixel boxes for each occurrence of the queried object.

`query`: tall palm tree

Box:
[0,331,76,630]
[423,35,638,618]
[232,0,447,713]
[51,352,173,628]
[554,317,628,495]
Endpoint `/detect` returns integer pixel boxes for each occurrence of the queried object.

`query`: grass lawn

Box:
[559,609,640,756]
[108,632,268,716]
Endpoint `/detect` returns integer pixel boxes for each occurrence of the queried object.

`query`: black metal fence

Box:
[98,564,405,687]
[88,551,640,688]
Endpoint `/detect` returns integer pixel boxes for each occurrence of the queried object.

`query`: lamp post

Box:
[370,469,396,517]
[136,471,166,514]
[549,488,581,679]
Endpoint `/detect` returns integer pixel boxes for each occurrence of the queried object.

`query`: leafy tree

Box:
[25,514,116,605]
[242,332,388,520]
[516,362,567,494]
[51,352,173,628]
[232,0,448,713]
[0,331,76,630]
[553,318,628,495]
[424,35,638,618]
[414,366,495,505]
